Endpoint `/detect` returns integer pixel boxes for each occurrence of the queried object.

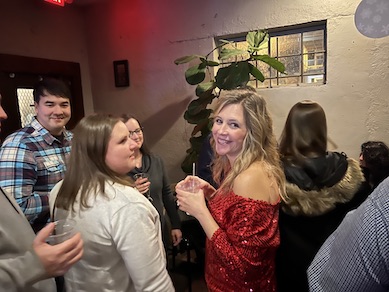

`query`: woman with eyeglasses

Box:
[121,114,182,248]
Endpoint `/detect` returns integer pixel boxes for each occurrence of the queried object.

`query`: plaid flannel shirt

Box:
[0,117,72,227]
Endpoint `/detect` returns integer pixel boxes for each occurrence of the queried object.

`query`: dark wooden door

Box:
[0,54,85,142]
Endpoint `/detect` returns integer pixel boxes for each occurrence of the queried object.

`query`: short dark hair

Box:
[361,141,389,188]
[33,78,72,103]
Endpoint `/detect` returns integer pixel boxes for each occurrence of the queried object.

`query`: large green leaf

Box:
[198,61,207,70]
[200,120,213,135]
[192,119,211,136]
[195,82,216,97]
[185,65,206,85]
[252,55,285,73]
[248,63,265,82]
[187,98,208,115]
[200,93,216,105]
[219,48,247,61]
[247,30,269,53]
[184,108,212,124]
[215,62,250,90]
[174,55,202,65]
[247,30,267,48]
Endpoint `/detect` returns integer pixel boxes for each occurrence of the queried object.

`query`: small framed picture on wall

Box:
[113,60,130,87]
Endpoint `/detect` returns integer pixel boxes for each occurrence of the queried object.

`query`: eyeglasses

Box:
[129,127,143,137]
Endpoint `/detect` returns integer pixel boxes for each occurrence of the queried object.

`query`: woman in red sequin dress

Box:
[176,88,286,292]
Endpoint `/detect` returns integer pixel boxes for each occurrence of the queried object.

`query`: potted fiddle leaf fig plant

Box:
[174,30,285,174]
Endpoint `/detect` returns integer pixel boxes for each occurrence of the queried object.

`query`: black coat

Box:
[276,152,370,292]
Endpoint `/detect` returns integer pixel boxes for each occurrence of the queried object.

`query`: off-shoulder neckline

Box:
[212,190,280,206]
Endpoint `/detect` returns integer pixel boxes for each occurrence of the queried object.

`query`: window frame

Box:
[215,20,327,88]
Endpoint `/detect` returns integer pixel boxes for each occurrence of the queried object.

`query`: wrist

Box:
[203,184,216,200]
[197,211,218,239]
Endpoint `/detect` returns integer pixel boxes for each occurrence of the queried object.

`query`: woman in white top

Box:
[49,114,174,292]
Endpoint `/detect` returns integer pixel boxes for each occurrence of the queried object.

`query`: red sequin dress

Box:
[205,191,280,292]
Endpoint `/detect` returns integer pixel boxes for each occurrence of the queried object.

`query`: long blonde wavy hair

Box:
[211,88,286,199]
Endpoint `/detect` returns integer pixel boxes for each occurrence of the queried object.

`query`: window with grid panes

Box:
[216,21,327,88]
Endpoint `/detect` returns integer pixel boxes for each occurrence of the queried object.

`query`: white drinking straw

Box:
[192,162,196,176]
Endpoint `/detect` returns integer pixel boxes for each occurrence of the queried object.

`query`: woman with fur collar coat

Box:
[275,101,370,292]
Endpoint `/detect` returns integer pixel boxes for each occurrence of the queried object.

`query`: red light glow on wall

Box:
[44,0,65,7]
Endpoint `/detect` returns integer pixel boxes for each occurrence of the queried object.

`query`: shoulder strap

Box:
[51,196,57,222]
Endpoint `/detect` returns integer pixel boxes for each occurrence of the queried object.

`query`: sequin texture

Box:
[205,191,280,292]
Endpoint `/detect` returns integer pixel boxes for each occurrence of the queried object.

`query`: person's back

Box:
[276,101,369,292]
[277,152,369,291]
[308,177,389,291]
[50,181,170,292]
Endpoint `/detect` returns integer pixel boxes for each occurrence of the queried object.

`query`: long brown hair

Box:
[211,88,285,199]
[279,100,327,165]
[55,114,132,211]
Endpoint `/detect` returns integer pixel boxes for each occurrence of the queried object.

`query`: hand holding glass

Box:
[47,219,76,245]
[178,177,201,193]
[134,173,153,202]
[177,177,201,215]
[180,164,200,193]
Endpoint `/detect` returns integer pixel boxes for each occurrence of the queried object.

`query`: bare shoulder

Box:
[233,161,280,203]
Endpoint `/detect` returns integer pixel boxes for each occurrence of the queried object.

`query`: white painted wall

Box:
[0,0,94,115]
[85,0,389,182]
[1,0,388,183]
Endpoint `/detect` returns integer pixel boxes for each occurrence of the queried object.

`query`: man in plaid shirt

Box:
[0,92,84,292]
[0,78,73,232]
